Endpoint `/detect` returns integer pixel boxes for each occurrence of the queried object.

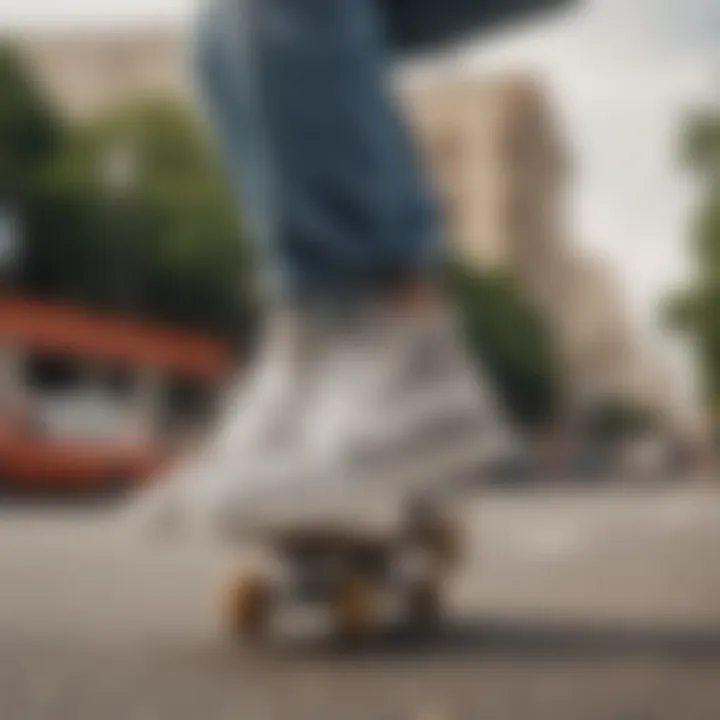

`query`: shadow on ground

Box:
[250,617,720,665]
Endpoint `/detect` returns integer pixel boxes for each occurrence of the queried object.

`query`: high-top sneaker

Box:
[301,298,516,532]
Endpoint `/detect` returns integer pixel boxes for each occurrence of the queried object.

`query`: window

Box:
[25,354,84,393]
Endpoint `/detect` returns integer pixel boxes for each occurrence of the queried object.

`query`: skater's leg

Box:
[195,0,442,306]
[193,0,278,293]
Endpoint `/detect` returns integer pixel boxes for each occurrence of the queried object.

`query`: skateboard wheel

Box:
[332,575,378,641]
[222,570,271,640]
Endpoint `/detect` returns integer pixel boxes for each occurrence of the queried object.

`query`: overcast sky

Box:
[1,0,718,404]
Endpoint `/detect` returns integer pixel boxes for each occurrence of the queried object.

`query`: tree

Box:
[667,108,720,422]
[25,98,254,337]
[0,43,64,282]
[449,263,561,428]
[0,42,62,199]
[582,396,657,444]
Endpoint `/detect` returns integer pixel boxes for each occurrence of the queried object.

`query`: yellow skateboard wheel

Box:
[332,575,378,641]
[222,570,271,640]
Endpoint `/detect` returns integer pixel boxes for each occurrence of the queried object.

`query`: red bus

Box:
[0,296,233,494]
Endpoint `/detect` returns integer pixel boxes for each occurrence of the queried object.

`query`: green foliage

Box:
[681,110,720,181]
[668,107,720,416]
[0,42,62,199]
[449,263,561,428]
[24,98,253,335]
[692,197,720,277]
[582,396,657,443]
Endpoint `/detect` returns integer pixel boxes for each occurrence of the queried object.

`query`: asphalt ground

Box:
[1,483,720,719]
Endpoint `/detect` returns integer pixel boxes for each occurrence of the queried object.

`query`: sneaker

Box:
[304,299,515,527]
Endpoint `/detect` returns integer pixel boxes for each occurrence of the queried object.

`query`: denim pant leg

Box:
[193,0,278,289]
[194,0,442,305]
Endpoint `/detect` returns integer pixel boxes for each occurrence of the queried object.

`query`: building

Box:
[402,73,567,297]
[16,29,191,119]
[552,252,669,413]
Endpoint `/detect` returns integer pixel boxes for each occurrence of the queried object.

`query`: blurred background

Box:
[0,1,719,718]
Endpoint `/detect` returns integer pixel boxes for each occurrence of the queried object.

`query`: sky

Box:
[1,0,718,405]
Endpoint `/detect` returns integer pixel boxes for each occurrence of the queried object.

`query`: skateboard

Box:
[220,503,463,642]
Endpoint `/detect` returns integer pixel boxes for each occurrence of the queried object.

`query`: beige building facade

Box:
[402,74,567,291]
[16,29,192,119]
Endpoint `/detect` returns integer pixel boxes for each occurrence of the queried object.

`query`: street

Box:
[2,482,720,719]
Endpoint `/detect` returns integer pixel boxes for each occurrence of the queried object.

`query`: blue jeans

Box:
[194,0,441,305]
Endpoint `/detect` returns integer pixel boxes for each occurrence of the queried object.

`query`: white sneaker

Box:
[303,302,515,529]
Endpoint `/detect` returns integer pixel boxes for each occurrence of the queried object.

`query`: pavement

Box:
[2,481,720,719]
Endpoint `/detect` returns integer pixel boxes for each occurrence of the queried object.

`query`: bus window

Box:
[25,353,84,393]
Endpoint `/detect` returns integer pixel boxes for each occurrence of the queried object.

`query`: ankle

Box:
[382,281,446,316]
